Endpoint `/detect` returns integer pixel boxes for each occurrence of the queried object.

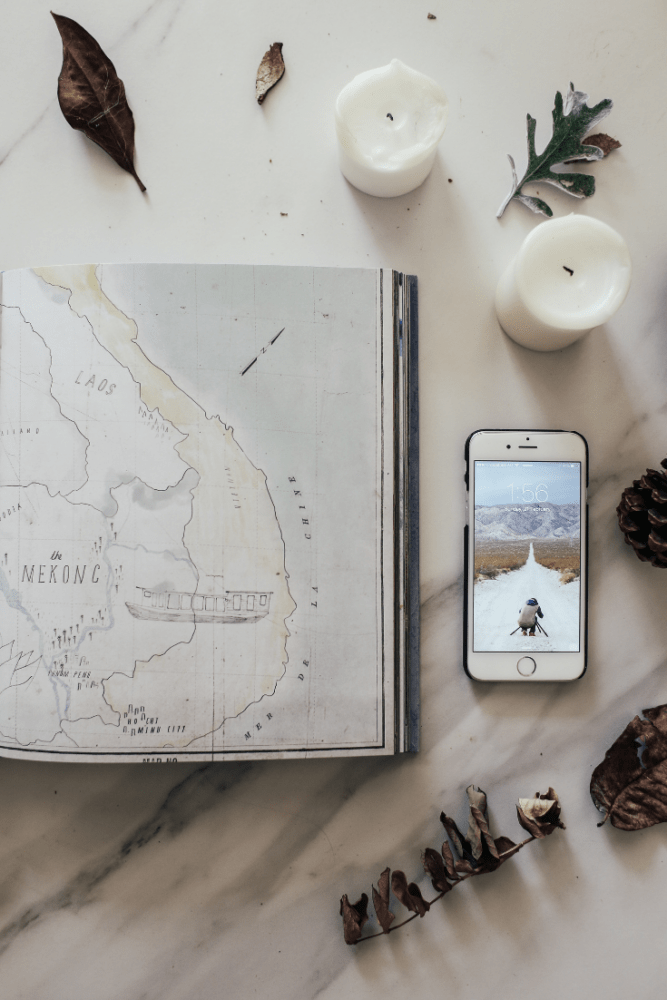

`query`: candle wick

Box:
[386,113,394,120]
[563,266,574,276]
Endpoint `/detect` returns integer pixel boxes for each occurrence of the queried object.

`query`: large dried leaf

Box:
[497,83,613,217]
[591,704,667,830]
[391,871,430,917]
[339,893,369,945]
[256,42,285,105]
[371,868,395,933]
[52,13,145,191]
[517,788,565,838]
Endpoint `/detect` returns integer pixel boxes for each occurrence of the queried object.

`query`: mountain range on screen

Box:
[474,502,579,540]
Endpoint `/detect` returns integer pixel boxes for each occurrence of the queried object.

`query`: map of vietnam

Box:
[35,265,295,736]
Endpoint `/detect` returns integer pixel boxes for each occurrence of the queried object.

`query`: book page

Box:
[0,264,395,761]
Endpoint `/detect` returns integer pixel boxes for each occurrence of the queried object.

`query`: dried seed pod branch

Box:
[340,785,564,945]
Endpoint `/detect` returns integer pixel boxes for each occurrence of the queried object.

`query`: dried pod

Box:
[617,459,667,566]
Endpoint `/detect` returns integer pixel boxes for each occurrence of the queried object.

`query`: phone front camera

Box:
[506,444,511,449]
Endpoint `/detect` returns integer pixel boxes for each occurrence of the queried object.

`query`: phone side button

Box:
[517,657,536,677]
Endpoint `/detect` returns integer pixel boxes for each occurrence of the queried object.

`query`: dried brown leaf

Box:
[469,804,500,861]
[440,810,467,857]
[51,12,145,191]
[465,786,489,859]
[494,835,520,860]
[391,870,430,917]
[576,132,621,158]
[591,704,667,830]
[440,840,459,879]
[371,868,395,933]
[422,848,453,894]
[339,893,369,945]
[517,788,565,839]
[256,42,285,105]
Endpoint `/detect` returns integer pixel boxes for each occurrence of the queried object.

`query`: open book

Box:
[0,264,418,762]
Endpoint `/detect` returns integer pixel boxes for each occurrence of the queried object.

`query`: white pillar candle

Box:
[335,59,448,198]
[495,215,631,351]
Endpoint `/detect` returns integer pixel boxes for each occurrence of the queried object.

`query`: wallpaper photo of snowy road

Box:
[472,460,581,652]
[474,543,580,652]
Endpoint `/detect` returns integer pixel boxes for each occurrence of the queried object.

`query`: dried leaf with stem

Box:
[591,703,667,830]
[256,43,285,105]
[339,784,564,944]
[51,12,146,192]
[497,83,617,218]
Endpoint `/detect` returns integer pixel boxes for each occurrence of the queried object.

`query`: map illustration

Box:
[0,264,386,759]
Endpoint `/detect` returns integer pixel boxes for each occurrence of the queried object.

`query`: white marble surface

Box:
[1,1,667,996]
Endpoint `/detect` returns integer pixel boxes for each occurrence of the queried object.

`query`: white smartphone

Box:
[464,429,588,682]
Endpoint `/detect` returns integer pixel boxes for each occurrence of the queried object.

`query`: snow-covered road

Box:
[473,544,580,652]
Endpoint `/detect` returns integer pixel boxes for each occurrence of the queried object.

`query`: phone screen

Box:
[472,461,581,653]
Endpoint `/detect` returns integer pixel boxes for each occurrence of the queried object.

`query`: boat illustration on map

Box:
[126,586,272,624]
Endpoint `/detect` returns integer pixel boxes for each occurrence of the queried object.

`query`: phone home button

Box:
[517,656,536,677]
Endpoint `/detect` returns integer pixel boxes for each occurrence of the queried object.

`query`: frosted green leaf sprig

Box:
[497,83,619,219]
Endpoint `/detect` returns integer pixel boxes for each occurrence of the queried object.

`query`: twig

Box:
[353,838,535,944]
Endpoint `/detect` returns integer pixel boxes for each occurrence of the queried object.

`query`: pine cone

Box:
[617,458,667,566]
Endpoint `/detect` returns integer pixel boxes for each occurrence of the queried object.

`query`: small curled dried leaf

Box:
[440,840,459,879]
[469,804,500,862]
[422,848,453,894]
[440,810,467,858]
[371,868,395,933]
[256,42,285,105]
[391,870,430,917]
[579,133,621,158]
[339,893,369,945]
[494,835,520,859]
[517,788,565,838]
